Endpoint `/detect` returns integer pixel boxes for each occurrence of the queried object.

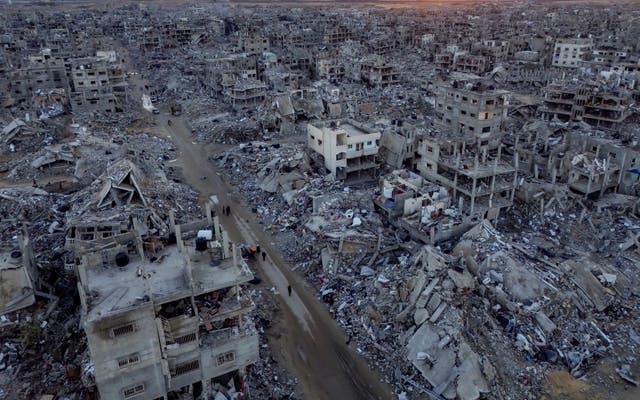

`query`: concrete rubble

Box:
[2,1,640,400]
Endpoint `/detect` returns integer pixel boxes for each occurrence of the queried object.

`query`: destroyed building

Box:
[238,32,270,55]
[416,132,517,219]
[69,55,128,114]
[420,81,516,219]
[6,50,68,113]
[552,37,593,68]
[3,3,640,400]
[360,57,401,87]
[433,80,510,137]
[225,79,267,109]
[379,119,421,170]
[540,82,634,128]
[514,122,640,199]
[453,53,488,75]
[373,169,473,244]
[0,229,40,315]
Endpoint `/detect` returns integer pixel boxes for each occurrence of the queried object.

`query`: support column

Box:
[203,379,212,400]
[175,225,184,253]
[453,171,458,199]
[600,154,611,198]
[213,216,221,239]
[169,210,176,234]
[511,152,519,203]
[585,168,595,198]
[232,243,238,266]
[470,178,477,215]
[618,151,627,188]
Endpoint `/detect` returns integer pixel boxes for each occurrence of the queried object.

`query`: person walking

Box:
[262,251,266,262]
[287,285,292,296]
[226,205,231,216]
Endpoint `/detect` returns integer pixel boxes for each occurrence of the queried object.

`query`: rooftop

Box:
[82,238,253,323]
[312,119,379,136]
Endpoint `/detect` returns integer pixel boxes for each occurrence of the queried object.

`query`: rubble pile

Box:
[0,119,203,398]
[2,1,640,399]
[245,289,299,399]
[192,115,262,145]
[0,306,88,399]
[216,136,640,399]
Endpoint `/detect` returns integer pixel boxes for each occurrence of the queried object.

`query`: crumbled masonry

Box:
[1,2,640,400]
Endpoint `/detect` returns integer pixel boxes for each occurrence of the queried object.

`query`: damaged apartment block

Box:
[419,80,516,219]
[307,119,381,182]
[69,54,128,114]
[540,81,634,128]
[76,208,258,400]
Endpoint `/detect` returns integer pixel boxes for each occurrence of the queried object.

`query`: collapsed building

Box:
[419,81,516,219]
[513,121,640,199]
[540,81,634,128]
[2,2,640,400]
[360,57,401,87]
[0,229,41,315]
[5,50,68,115]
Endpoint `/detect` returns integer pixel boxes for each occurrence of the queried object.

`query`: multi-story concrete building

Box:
[6,50,68,108]
[434,52,454,73]
[307,119,381,181]
[238,33,269,55]
[224,79,267,109]
[416,132,517,219]
[323,26,352,45]
[472,40,510,65]
[591,46,630,65]
[539,82,633,128]
[433,80,510,138]
[379,119,420,170]
[453,53,488,74]
[421,81,516,219]
[513,124,640,198]
[552,38,593,68]
[139,20,198,52]
[69,56,128,113]
[207,54,258,94]
[78,211,258,400]
[360,57,400,87]
[315,57,345,82]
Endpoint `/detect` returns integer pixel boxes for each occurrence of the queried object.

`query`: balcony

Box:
[201,323,256,347]
[346,147,379,158]
[198,293,255,326]
[199,323,259,379]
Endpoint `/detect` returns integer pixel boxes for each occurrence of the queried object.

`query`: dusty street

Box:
[152,113,394,400]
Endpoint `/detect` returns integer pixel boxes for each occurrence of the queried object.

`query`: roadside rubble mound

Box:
[245,288,299,399]
[216,139,640,399]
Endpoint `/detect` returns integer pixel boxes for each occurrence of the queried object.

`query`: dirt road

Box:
[154,115,394,400]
